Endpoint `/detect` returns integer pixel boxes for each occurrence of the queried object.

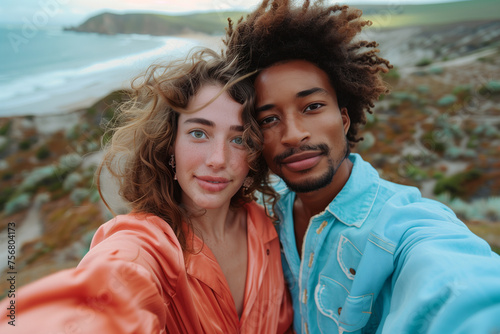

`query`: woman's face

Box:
[174,84,250,211]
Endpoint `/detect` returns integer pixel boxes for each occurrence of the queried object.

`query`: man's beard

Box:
[278,140,350,193]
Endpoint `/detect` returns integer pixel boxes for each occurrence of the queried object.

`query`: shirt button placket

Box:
[308,252,314,267]
[316,221,328,234]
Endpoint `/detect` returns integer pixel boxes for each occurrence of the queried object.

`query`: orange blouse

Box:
[0,202,293,333]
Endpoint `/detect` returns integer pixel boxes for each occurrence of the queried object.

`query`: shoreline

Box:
[0,33,224,119]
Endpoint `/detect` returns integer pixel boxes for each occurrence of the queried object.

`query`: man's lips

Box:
[279,151,323,172]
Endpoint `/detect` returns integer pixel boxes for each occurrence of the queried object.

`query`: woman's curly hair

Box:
[224,0,392,145]
[96,48,277,252]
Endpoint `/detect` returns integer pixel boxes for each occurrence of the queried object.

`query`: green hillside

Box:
[65,11,247,36]
[356,0,500,28]
[66,0,500,36]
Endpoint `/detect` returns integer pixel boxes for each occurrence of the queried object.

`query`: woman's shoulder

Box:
[85,213,184,268]
[80,213,186,292]
[96,213,178,243]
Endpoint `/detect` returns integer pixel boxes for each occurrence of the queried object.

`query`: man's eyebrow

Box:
[296,87,328,98]
[256,87,329,113]
[255,104,274,114]
[184,117,244,132]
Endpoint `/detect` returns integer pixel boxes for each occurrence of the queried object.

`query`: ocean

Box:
[0,25,203,117]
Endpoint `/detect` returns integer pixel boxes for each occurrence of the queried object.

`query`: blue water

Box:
[0,25,201,116]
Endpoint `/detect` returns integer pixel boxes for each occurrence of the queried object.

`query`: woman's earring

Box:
[243,177,253,191]
[169,154,177,180]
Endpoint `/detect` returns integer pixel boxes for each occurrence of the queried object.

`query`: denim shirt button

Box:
[338,307,342,315]
[349,268,356,275]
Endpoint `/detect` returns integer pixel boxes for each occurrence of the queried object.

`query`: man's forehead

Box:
[256,60,331,88]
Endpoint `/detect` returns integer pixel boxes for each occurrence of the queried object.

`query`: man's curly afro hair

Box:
[224,0,392,145]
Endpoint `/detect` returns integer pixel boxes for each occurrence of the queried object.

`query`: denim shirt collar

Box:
[275,153,380,229]
[325,153,380,227]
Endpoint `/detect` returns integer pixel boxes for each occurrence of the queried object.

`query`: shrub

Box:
[0,137,8,156]
[452,84,472,95]
[437,194,500,222]
[473,124,499,138]
[433,169,482,198]
[391,91,419,103]
[0,120,12,136]
[2,171,13,181]
[19,165,58,192]
[19,139,32,150]
[404,164,428,182]
[444,146,462,160]
[59,153,83,172]
[428,66,444,75]
[63,172,83,191]
[36,145,51,160]
[85,141,100,152]
[417,85,430,94]
[479,80,500,95]
[421,131,446,153]
[70,188,90,205]
[416,58,432,67]
[0,186,15,212]
[4,193,31,215]
[437,94,457,107]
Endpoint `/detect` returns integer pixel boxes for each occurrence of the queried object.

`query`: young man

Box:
[224,1,500,333]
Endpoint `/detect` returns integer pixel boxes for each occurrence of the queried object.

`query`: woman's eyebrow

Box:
[184,118,214,127]
[184,117,244,132]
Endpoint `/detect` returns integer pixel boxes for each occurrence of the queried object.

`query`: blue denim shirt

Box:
[273,154,500,334]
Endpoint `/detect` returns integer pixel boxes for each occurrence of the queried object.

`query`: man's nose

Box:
[281,116,310,147]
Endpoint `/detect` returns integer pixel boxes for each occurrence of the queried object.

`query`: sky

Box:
[1,0,467,26]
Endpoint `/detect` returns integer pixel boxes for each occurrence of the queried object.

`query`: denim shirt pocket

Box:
[315,275,373,333]
[315,275,347,330]
[338,235,363,280]
[339,294,374,332]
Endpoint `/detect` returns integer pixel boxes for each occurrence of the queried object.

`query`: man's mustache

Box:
[274,144,329,165]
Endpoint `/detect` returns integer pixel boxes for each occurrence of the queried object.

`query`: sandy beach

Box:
[1,33,225,118]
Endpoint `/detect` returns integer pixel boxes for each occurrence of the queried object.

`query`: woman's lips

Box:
[280,152,322,172]
[195,176,230,192]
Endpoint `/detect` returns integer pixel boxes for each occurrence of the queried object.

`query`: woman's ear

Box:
[341,107,350,135]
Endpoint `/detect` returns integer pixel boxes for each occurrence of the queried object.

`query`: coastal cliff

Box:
[64,11,246,36]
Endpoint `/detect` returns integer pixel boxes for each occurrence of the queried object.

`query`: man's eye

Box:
[189,130,206,139]
[305,103,324,112]
[259,116,279,126]
[232,137,243,145]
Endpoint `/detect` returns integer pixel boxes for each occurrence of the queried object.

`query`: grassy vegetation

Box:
[361,0,500,28]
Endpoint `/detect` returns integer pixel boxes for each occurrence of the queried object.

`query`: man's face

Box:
[254,60,351,193]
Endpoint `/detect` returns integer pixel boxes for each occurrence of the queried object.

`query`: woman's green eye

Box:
[190,130,206,139]
[232,137,243,145]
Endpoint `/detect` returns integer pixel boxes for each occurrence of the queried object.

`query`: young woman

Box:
[0,49,293,333]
